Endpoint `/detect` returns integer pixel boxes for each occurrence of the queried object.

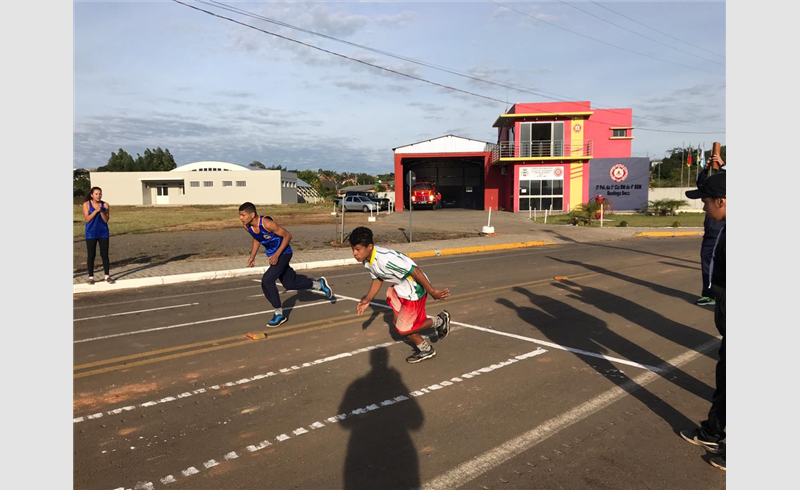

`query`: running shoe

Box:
[436,310,451,340]
[267,313,288,328]
[406,347,436,364]
[680,428,723,454]
[695,296,715,306]
[319,277,333,300]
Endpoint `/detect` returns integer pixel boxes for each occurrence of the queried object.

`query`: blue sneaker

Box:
[318,277,333,300]
[267,313,288,328]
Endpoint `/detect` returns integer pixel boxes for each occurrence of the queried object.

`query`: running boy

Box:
[240,202,333,327]
[348,226,451,363]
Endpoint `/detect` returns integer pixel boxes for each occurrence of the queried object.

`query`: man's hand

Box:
[356,298,370,316]
[710,155,725,168]
[430,288,450,300]
[247,257,256,268]
[268,255,279,266]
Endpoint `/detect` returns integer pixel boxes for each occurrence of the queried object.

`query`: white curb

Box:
[73,258,360,295]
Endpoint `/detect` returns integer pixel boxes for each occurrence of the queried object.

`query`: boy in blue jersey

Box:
[239,202,333,327]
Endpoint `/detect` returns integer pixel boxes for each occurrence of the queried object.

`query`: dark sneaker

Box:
[318,277,333,300]
[680,428,722,453]
[436,310,451,340]
[106,276,116,284]
[695,296,715,306]
[406,347,436,364]
[88,277,95,285]
[267,313,288,328]
[709,454,726,471]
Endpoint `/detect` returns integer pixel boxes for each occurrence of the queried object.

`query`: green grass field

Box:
[73,203,332,238]
[529,212,707,228]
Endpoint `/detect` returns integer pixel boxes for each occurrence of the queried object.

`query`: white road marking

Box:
[74,303,199,322]
[110,348,547,489]
[333,293,663,373]
[73,285,257,310]
[420,338,721,490]
[74,299,333,344]
[75,340,398,424]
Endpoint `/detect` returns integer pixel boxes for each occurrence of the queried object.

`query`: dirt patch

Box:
[73,382,160,411]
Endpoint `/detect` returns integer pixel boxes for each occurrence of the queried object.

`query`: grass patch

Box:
[73,203,332,238]
[529,212,706,227]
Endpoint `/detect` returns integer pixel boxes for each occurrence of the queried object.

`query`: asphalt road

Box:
[73,237,725,490]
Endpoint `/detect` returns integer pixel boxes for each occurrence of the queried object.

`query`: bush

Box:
[672,221,681,228]
[648,198,689,216]
[618,220,629,227]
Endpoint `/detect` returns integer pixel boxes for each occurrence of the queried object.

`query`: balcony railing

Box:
[491,140,593,162]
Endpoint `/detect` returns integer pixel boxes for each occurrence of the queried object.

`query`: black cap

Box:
[686,172,725,200]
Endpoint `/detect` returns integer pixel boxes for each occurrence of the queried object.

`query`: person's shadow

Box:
[338,348,423,490]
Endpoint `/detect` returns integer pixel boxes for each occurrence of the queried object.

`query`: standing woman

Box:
[83,187,114,284]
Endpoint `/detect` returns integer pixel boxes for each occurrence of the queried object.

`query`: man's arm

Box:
[411,266,450,300]
[357,279,383,315]
[262,219,292,265]
[246,238,260,267]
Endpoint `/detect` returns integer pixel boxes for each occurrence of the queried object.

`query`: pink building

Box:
[393,101,636,213]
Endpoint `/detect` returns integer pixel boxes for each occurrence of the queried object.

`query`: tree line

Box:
[650,145,726,188]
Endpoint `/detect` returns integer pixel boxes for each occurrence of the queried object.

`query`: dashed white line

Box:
[113,348,547,490]
[76,340,399,424]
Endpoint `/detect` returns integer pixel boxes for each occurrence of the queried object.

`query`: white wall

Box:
[90,170,295,205]
[648,187,704,211]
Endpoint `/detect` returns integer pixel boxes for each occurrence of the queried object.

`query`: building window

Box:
[223,181,232,187]
[518,178,564,212]
[237,181,246,187]
[613,129,627,137]
[190,181,199,187]
[519,121,564,157]
[204,181,213,187]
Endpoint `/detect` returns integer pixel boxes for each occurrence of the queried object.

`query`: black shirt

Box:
[711,225,726,289]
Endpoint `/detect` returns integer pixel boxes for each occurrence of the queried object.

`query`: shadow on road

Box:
[338,347,423,490]
[498,286,713,435]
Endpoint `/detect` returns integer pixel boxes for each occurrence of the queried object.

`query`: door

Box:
[156,186,169,205]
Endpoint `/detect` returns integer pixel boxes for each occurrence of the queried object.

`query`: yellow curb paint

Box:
[407,241,552,259]
[634,231,703,237]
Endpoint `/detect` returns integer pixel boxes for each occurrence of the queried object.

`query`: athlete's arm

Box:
[262,219,292,265]
[357,279,383,315]
[411,267,450,300]
[246,238,260,267]
[83,201,101,223]
[99,202,110,223]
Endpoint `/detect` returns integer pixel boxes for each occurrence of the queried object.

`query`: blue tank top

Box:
[246,216,292,257]
[85,201,109,239]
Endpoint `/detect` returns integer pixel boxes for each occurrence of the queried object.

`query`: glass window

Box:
[518,197,530,211]
[552,198,563,210]
[542,197,553,211]
[204,181,213,187]
[518,179,529,196]
[542,180,553,196]
[613,129,627,137]
[223,181,232,187]
[236,181,246,187]
[190,181,199,187]
[529,180,541,196]
[553,180,564,196]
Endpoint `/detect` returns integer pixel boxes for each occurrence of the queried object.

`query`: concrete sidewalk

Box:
[73,225,702,294]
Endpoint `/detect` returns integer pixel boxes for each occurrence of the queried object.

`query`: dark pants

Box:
[86,238,110,277]
[700,285,726,442]
[261,253,314,308]
[700,237,716,297]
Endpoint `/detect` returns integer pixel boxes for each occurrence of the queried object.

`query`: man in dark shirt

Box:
[681,170,726,471]
[694,156,726,305]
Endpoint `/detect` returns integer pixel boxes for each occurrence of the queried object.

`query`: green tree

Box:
[250,161,266,169]
[267,164,287,171]
[650,145,726,188]
[73,168,91,199]
[97,148,136,172]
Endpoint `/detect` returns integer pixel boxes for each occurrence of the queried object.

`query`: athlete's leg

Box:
[99,238,111,276]
[86,239,98,278]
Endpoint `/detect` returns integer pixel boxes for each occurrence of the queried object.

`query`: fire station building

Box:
[393,101,649,213]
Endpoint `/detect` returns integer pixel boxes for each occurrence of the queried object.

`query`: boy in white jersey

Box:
[349,226,451,363]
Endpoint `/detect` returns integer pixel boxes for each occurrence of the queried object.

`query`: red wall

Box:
[587,108,633,158]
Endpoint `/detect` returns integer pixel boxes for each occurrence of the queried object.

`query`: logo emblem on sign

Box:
[521,168,528,177]
[554,168,563,177]
[610,164,628,182]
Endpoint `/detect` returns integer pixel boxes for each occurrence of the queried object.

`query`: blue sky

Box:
[73,1,726,173]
